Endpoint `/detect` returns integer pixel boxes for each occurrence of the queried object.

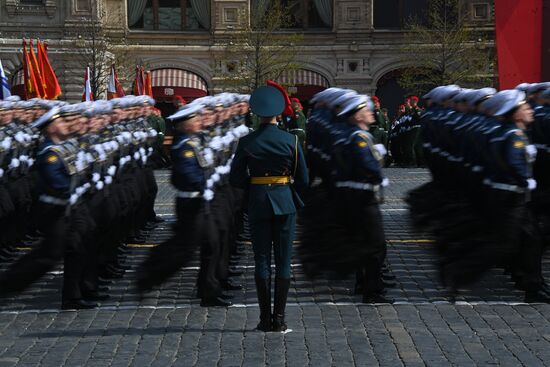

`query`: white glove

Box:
[525,144,537,159]
[203,189,214,201]
[9,158,20,169]
[1,138,11,150]
[14,131,25,143]
[211,173,221,183]
[27,158,34,167]
[374,144,387,156]
[206,178,214,189]
[86,152,95,163]
[108,165,117,176]
[104,176,113,185]
[133,152,141,161]
[70,194,78,206]
[19,155,28,162]
[95,181,104,190]
[381,178,390,187]
[92,173,101,182]
[528,179,537,190]
[76,186,85,196]
[0,168,4,178]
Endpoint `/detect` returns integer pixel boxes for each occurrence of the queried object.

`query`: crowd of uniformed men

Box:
[0,79,549,317]
[0,93,253,309]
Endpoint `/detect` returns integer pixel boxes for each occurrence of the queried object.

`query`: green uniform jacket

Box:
[229,123,309,220]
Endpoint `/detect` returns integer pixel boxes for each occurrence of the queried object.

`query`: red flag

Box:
[144,71,153,97]
[266,80,293,117]
[28,40,46,98]
[82,66,93,102]
[22,40,41,99]
[107,65,125,99]
[495,0,543,88]
[37,40,61,100]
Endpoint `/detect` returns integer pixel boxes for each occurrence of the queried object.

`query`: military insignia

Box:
[46,155,58,163]
[513,141,525,149]
[357,140,368,148]
[183,150,195,158]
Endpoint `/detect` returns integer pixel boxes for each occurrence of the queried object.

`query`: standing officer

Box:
[230,86,308,332]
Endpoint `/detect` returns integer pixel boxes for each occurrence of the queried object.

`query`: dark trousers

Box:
[335,189,386,293]
[0,202,68,294]
[138,198,206,291]
[249,213,296,280]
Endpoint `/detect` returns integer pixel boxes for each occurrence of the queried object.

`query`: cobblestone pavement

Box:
[1,168,550,366]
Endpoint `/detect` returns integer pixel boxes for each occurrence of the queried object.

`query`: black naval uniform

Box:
[332,124,388,303]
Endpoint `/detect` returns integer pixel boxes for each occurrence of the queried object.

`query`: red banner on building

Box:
[495,0,543,89]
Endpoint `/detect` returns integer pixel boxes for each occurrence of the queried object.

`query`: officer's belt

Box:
[177,191,201,199]
[39,195,69,206]
[250,176,291,185]
[335,181,380,192]
[482,179,525,194]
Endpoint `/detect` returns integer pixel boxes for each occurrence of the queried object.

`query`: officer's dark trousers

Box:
[249,213,296,280]
[138,198,205,291]
[0,202,67,295]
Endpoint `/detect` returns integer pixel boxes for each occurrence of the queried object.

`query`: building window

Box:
[373,0,428,29]
[472,3,489,20]
[128,0,208,31]
[279,0,331,29]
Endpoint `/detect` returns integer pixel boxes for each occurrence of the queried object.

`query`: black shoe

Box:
[219,292,234,300]
[525,290,550,303]
[362,293,394,304]
[200,297,232,307]
[61,299,98,310]
[82,291,110,302]
[221,281,242,291]
[152,215,164,223]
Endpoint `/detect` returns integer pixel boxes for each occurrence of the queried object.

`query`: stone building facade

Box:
[0,0,494,115]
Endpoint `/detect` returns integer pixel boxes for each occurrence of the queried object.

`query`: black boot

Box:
[272,278,290,332]
[255,275,271,332]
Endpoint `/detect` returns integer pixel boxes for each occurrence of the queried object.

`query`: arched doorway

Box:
[150,68,209,138]
[375,70,407,121]
[277,69,330,115]
[10,68,25,99]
